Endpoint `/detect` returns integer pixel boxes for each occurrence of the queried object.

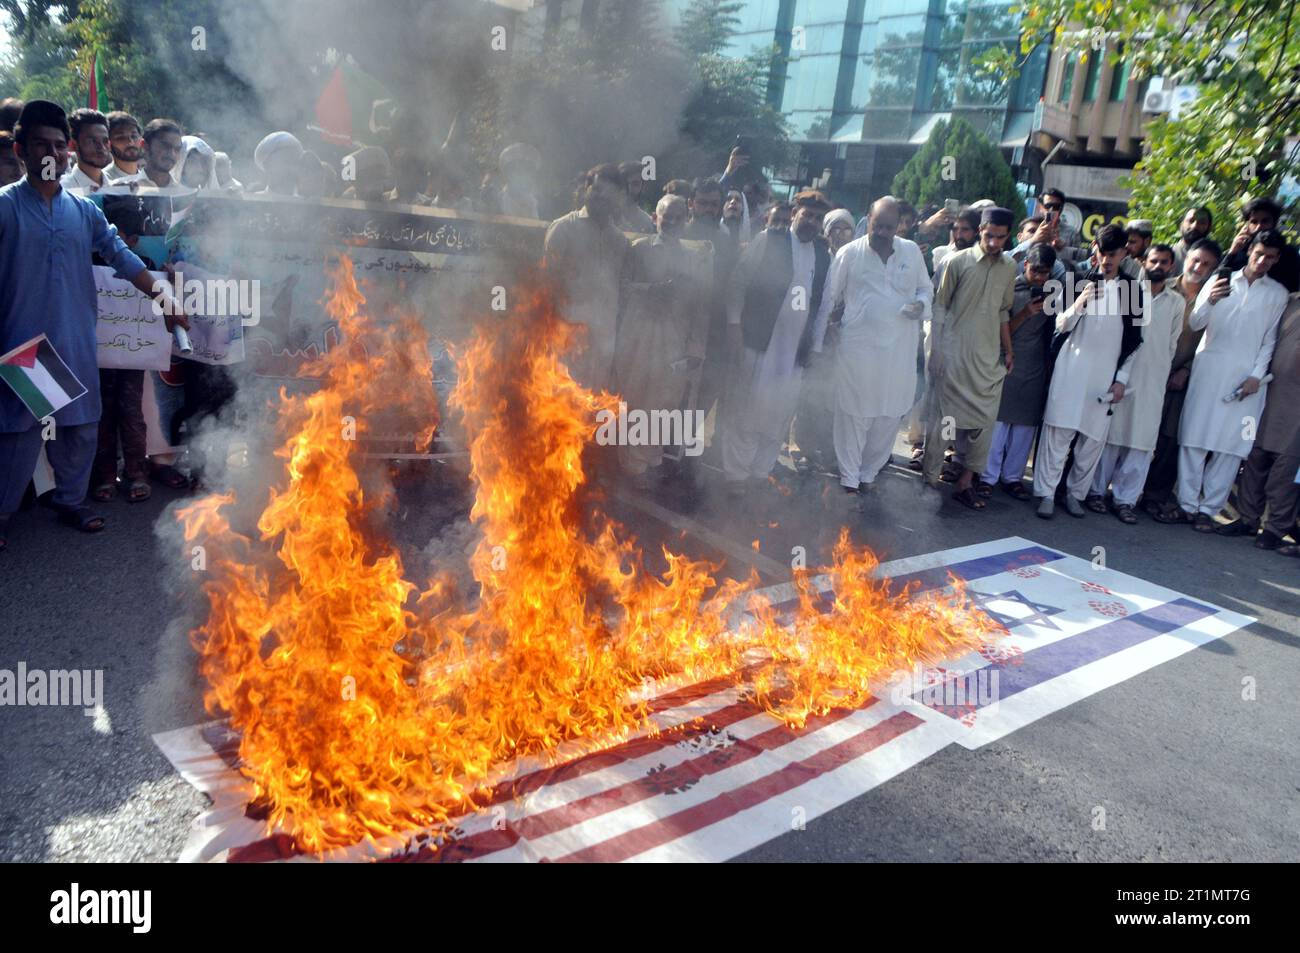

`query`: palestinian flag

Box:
[309,60,395,147]
[0,335,87,421]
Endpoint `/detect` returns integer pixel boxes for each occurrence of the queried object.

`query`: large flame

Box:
[177,256,998,853]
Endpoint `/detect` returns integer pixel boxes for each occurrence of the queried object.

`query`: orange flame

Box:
[177,256,998,853]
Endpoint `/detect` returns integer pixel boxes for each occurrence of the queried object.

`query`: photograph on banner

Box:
[89,191,176,269]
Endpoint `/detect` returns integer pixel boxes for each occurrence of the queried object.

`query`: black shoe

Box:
[1255,529,1284,550]
[1084,494,1108,514]
[1192,513,1216,533]
[1153,505,1191,525]
[1215,518,1258,537]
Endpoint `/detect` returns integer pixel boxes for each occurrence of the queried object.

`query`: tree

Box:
[890,116,1026,218]
[977,0,1300,246]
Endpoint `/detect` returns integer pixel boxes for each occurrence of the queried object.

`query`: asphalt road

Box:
[1,445,1297,862]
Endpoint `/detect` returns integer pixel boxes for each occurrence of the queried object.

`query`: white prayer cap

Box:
[968,198,995,210]
[823,208,854,234]
[180,135,221,191]
[254,131,304,171]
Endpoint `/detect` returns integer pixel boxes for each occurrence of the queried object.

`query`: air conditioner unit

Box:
[1143,89,1173,113]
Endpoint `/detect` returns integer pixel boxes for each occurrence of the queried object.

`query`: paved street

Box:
[2,443,1297,863]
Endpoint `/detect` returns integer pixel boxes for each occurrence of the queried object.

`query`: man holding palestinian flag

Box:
[0,100,187,552]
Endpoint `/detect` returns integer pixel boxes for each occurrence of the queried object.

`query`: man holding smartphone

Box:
[1157,230,1289,530]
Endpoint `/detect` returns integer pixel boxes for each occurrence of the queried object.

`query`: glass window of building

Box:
[1082,51,1103,102]
[1059,53,1077,102]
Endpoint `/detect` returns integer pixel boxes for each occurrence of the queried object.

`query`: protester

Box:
[387,144,432,206]
[1220,197,1300,292]
[1157,230,1289,530]
[213,151,242,193]
[138,118,185,191]
[0,97,23,133]
[721,187,747,239]
[763,201,792,233]
[1121,219,1152,279]
[544,163,629,391]
[0,101,186,551]
[816,197,931,497]
[684,178,738,452]
[1219,290,1300,549]
[1034,225,1145,518]
[922,206,1017,509]
[721,189,831,495]
[611,194,709,485]
[497,142,541,219]
[980,244,1058,499]
[252,131,304,196]
[1170,206,1212,275]
[342,146,391,202]
[791,207,855,474]
[178,136,221,191]
[61,109,119,192]
[1142,238,1223,513]
[0,131,22,186]
[931,208,980,275]
[1086,243,1184,522]
[104,111,144,181]
[616,160,654,233]
[295,150,332,199]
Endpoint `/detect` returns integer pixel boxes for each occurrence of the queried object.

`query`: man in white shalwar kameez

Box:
[1087,243,1184,522]
[722,191,832,493]
[813,197,931,495]
[544,164,630,392]
[1156,231,1289,531]
[1035,225,1145,518]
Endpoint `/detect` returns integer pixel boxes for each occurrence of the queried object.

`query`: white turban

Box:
[254,131,303,171]
[823,208,854,235]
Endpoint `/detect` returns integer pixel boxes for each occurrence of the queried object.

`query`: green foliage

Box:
[977,0,1300,245]
[890,116,1027,218]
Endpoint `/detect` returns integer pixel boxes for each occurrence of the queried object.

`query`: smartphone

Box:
[733,135,754,156]
[944,197,960,216]
[1214,266,1232,296]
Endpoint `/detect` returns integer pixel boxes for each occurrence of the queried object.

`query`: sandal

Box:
[91,482,117,503]
[1192,513,1216,533]
[1277,543,1300,558]
[149,463,190,489]
[974,480,994,498]
[1084,494,1109,514]
[1002,481,1033,501]
[1152,505,1190,524]
[952,486,986,510]
[1114,504,1139,525]
[127,480,151,503]
[55,504,105,533]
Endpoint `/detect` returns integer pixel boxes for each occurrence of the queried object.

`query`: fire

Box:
[177,256,999,854]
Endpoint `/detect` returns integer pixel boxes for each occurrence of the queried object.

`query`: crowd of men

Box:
[2,94,1298,566]
[542,150,1300,562]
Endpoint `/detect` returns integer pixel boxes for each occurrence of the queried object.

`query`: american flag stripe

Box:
[435,701,871,862]
[553,710,924,863]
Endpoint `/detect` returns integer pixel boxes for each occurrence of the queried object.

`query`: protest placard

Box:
[94,267,172,371]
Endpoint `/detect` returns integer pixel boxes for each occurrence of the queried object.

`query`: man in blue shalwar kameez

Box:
[0,101,187,552]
